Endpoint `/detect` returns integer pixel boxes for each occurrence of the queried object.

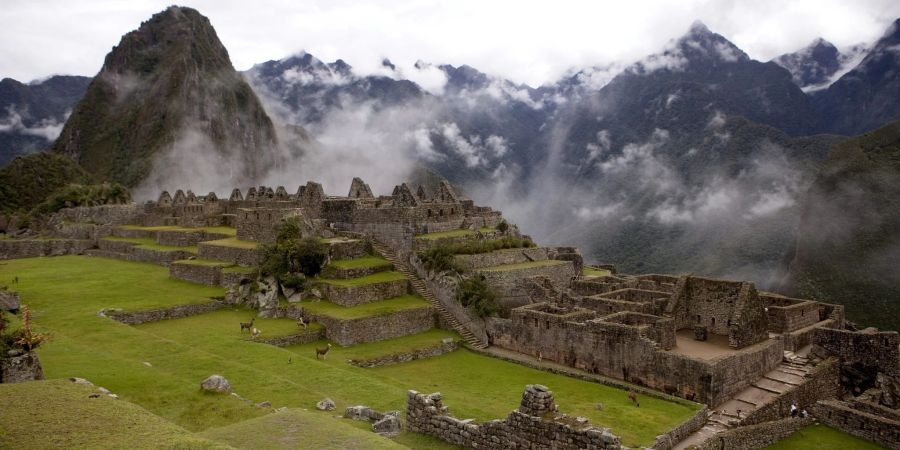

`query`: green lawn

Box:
[329,255,392,270]
[101,236,198,253]
[766,423,884,449]
[201,237,259,249]
[415,229,475,240]
[301,295,431,320]
[120,225,237,236]
[583,267,612,277]
[198,409,406,449]
[479,260,567,272]
[319,271,407,287]
[0,379,229,449]
[137,308,316,339]
[287,329,459,361]
[0,255,700,448]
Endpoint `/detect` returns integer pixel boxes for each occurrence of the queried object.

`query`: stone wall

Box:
[739,357,840,426]
[667,276,769,349]
[326,238,371,260]
[170,263,222,286]
[105,300,226,325]
[406,386,622,449]
[479,261,575,312]
[760,293,822,333]
[259,327,325,347]
[0,239,93,260]
[813,400,900,449]
[812,327,900,378]
[0,351,44,383]
[197,243,261,266]
[310,306,436,346]
[319,279,409,307]
[649,405,709,450]
[220,270,255,288]
[348,340,459,368]
[695,417,815,450]
[489,302,783,406]
[156,230,230,247]
[452,247,547,270]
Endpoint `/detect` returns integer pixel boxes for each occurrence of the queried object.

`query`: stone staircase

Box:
[371,240,488,349]
[673,352,813,449]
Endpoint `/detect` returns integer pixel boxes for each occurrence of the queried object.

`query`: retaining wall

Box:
[813,400,900,449]
[311,306,436,346]
[106,300,226,325]
[695,417,815,450]
[319,279,409,307]
[348,340,459,368]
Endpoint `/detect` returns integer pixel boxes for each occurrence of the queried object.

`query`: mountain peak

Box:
[687,20,711,36]
[672,21,749,65]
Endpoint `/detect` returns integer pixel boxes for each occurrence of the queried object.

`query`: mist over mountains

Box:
[1,7,899,326]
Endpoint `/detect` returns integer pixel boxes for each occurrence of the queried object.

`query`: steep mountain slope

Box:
[51,6,281,188]
[783,120,900,330]
[771,38,867,91]
[0,152,91,213]
[0,76,91,165]
[813,19,900,135]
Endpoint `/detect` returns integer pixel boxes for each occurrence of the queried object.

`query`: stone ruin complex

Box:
[1,175,899,449]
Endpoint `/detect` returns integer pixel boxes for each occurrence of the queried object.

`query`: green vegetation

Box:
[456,275,500,318]
[418,246,459,273]
[137,308,319,340]
[765,424,883,449]
[119,225,237,236]
[496,220,509,233]
[583,267,612,277]
[261,219,327,284]
[202,237,258,249]
[198,409,406,449]
[288,329,459,362]
[1,255,699,447]
[479,260,566,272]
[302,295,431,320]
[440,236,536,256]
[31,182,131,216]
[415,229,475,240]
[0,379,228,449]
[329,255,392,270]
[101,236,198,253]
[0,152,91,213]
[319,271,407,287]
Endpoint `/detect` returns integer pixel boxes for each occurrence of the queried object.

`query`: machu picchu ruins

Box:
[2,175,899,449]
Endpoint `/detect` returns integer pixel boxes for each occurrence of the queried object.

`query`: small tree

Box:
[14,305,49,352]
[496,220,509,233]
[295,237,327,277]
[456,275,500,318]
[419,246,457,273]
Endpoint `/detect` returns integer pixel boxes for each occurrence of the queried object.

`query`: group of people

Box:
[789,403,809,418]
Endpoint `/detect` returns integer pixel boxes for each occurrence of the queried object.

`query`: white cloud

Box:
[0,106,67,140]
[1,1,898,86]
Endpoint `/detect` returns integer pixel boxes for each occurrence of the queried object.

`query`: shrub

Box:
[31,182,131,216]
[418,246,458,273]
[496,220,509,233]
[278,273,307,291]
[12,306,49,352]
[261,220,328,281]
[456,275,500,318]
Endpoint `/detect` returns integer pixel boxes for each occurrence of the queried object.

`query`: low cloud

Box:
[0,105,68,141]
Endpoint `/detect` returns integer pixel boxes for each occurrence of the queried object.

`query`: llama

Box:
[251,327,261,340]
[628,391,640,407]
[297,317,308,329]
[240,318,255,333]
[315,343,332,359]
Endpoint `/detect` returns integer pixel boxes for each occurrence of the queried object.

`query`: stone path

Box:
[371,239,488,349]
[673,349,813,449]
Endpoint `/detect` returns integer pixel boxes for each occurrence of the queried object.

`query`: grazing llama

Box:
[240,318,255,333]
[297,317,308,329]
[251,327,261,340]
[315,343,332,359]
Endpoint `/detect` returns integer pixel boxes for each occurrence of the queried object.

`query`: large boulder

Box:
[0,291,21,312]
[255,276,279,317]
[373,412,402,437]
[316,397,336,411]
[200,374,231,393]
[0,351,44,383]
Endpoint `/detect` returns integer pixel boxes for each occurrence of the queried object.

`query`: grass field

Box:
[765,423,884,449]
[479,260,567,272]
[328,255,392,270]
[201,237,259,249]
[0,256,701,448]
[101,236,198,253]
[415,229,475,240]
[319,271,407,287]
[287,329,458,361]
[137,308,318,339]
[120,225,237,236]
[300,295,431,320]
[583,267,612,277]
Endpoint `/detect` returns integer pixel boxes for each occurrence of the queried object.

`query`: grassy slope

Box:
[0,379,229,449]
[766,423,884,450]
[319,271,407,287]
[479,260,567,271]
[137,308,318,339]
[286,329,459,361]
[197,409,406,450]
[583,267,612,277]
[329,255,392,270]
[1,255,699,447]
[120,225,238,236]
[101,236,198,253]
[415,229,475,240]
[301,295,431,320]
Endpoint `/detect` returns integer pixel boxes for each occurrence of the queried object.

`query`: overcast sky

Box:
[2,0,899,86]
